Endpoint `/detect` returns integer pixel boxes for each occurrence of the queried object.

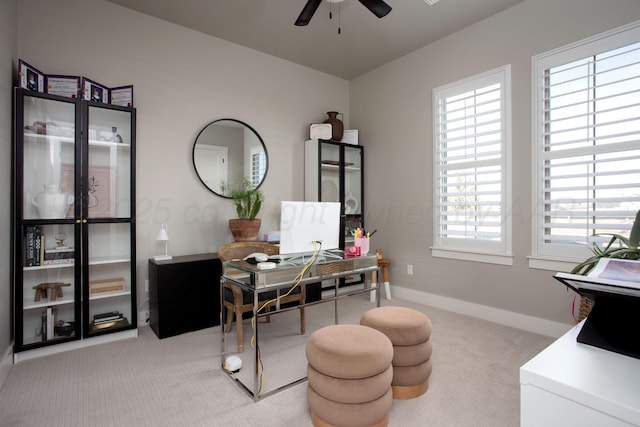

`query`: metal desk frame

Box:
[220,255,381,401]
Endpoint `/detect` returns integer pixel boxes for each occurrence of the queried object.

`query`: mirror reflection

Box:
[192,119,268,198]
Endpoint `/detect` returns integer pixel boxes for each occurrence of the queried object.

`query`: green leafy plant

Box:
[220,178,263,221]
[571,210,640,275]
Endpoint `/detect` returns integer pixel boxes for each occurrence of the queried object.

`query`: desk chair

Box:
[218,242,306,352]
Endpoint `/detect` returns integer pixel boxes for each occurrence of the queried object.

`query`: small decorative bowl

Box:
[54,321,75,337]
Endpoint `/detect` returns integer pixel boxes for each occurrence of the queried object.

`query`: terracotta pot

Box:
[323,111,344,141]
[229,219,261,242]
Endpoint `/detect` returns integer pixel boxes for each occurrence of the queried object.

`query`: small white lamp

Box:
[153,223,172,261]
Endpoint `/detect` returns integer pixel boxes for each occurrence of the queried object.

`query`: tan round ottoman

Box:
[360,306,433,399]
[306,324,394,427]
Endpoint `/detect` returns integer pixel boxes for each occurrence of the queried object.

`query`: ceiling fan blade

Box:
[358,0,392,18]
[295,0,323,26]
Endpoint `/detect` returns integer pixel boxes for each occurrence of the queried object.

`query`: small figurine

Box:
[33,282,71,302]
[55,232,67,248]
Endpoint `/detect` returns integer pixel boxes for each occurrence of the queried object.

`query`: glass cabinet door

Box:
[85,105,132,219]
[21,95,78,221]
[85,223,133,335]
[343,145,363,217]
[20,224,78,345]
[83,104,135,336]
[319,142,341,204]
[316,140,364,247]
[17,92,81,348]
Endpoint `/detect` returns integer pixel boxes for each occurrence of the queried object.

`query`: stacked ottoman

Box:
[306,324,394,427]
[360,306,433,399]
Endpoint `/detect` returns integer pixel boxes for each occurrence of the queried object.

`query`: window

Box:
[532,21,640,269]
[250,146,266,187]
[432,66,512,265]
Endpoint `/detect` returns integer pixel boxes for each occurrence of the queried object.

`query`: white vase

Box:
[32,184,74,219]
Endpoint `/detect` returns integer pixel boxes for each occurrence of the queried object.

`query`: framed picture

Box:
[46,75,81,98]
[19,60,45,92]
[61,164,115,218]
[82,78,110,104]
[110,85,134,107]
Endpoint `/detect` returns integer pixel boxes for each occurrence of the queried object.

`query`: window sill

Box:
[431,248,513,266]
[528,256,579,273]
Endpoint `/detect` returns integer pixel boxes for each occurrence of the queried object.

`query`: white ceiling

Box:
[106,0,525,80]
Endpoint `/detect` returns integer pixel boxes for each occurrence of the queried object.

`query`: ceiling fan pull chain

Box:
[338,2,341,34]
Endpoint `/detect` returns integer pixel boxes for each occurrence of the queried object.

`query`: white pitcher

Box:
[32,184,74,219]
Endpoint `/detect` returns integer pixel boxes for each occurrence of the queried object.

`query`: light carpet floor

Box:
[0,295,554,426]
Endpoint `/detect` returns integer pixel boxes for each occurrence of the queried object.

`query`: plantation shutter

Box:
[433,66,510,257]
[540,42,640,251]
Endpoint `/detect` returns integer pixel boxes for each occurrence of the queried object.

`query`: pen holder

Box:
[354,237,369,255]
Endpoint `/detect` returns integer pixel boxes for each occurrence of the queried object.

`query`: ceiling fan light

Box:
[423,0,441,5]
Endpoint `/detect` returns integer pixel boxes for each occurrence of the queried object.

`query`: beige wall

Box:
[16,0,349,318]
[0,0,16,378]
[0,0,17,378]
[350,0,640,325]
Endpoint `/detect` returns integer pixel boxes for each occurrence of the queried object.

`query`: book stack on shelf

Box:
[43,247,75,265]
[40,306,57,341]
[91,311,129,332]
[25,226,45,266]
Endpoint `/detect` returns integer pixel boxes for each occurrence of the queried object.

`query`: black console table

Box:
[148,253,221,339]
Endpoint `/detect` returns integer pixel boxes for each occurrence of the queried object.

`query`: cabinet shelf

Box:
[88,139,132,149]
[22,257,130,271]
[89,290,131,300]
[321,164,361,172]
[88,256,131,265]
[24,296,74,311]
[23,133,131,150]
[24,263,75,271]
[24,133,74,144]
[23,335,75,346]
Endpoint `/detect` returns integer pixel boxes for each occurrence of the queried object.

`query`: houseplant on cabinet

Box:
[221,178,263,242]
[570,210,640,320]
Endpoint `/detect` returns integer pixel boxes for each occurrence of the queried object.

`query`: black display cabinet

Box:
[12,88,137,359]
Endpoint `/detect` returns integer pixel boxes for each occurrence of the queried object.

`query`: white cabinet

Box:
[520,321,640,426]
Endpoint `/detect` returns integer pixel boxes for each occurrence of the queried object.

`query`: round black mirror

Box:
[192,119,268,198]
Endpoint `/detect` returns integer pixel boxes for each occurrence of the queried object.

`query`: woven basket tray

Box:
[317,260,355,276]
[578,296,594,321]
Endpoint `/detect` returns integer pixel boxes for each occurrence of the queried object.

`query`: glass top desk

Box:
[220,252,381,401]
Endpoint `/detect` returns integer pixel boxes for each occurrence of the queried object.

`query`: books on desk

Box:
[554,258,640,298]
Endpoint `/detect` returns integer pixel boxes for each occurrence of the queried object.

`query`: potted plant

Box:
[570,210,640,319]
[221,178,264,242]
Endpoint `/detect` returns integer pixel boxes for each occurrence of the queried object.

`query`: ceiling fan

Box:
[295,0,392,26]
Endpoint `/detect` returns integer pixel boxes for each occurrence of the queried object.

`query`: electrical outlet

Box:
[407,264,413,275]
[145,279,149,292]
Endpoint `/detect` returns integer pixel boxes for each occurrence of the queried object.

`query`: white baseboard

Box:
[138,311,149,327]
[392,286,573,338]
[0,342,13,390]
[14,329,138,363]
